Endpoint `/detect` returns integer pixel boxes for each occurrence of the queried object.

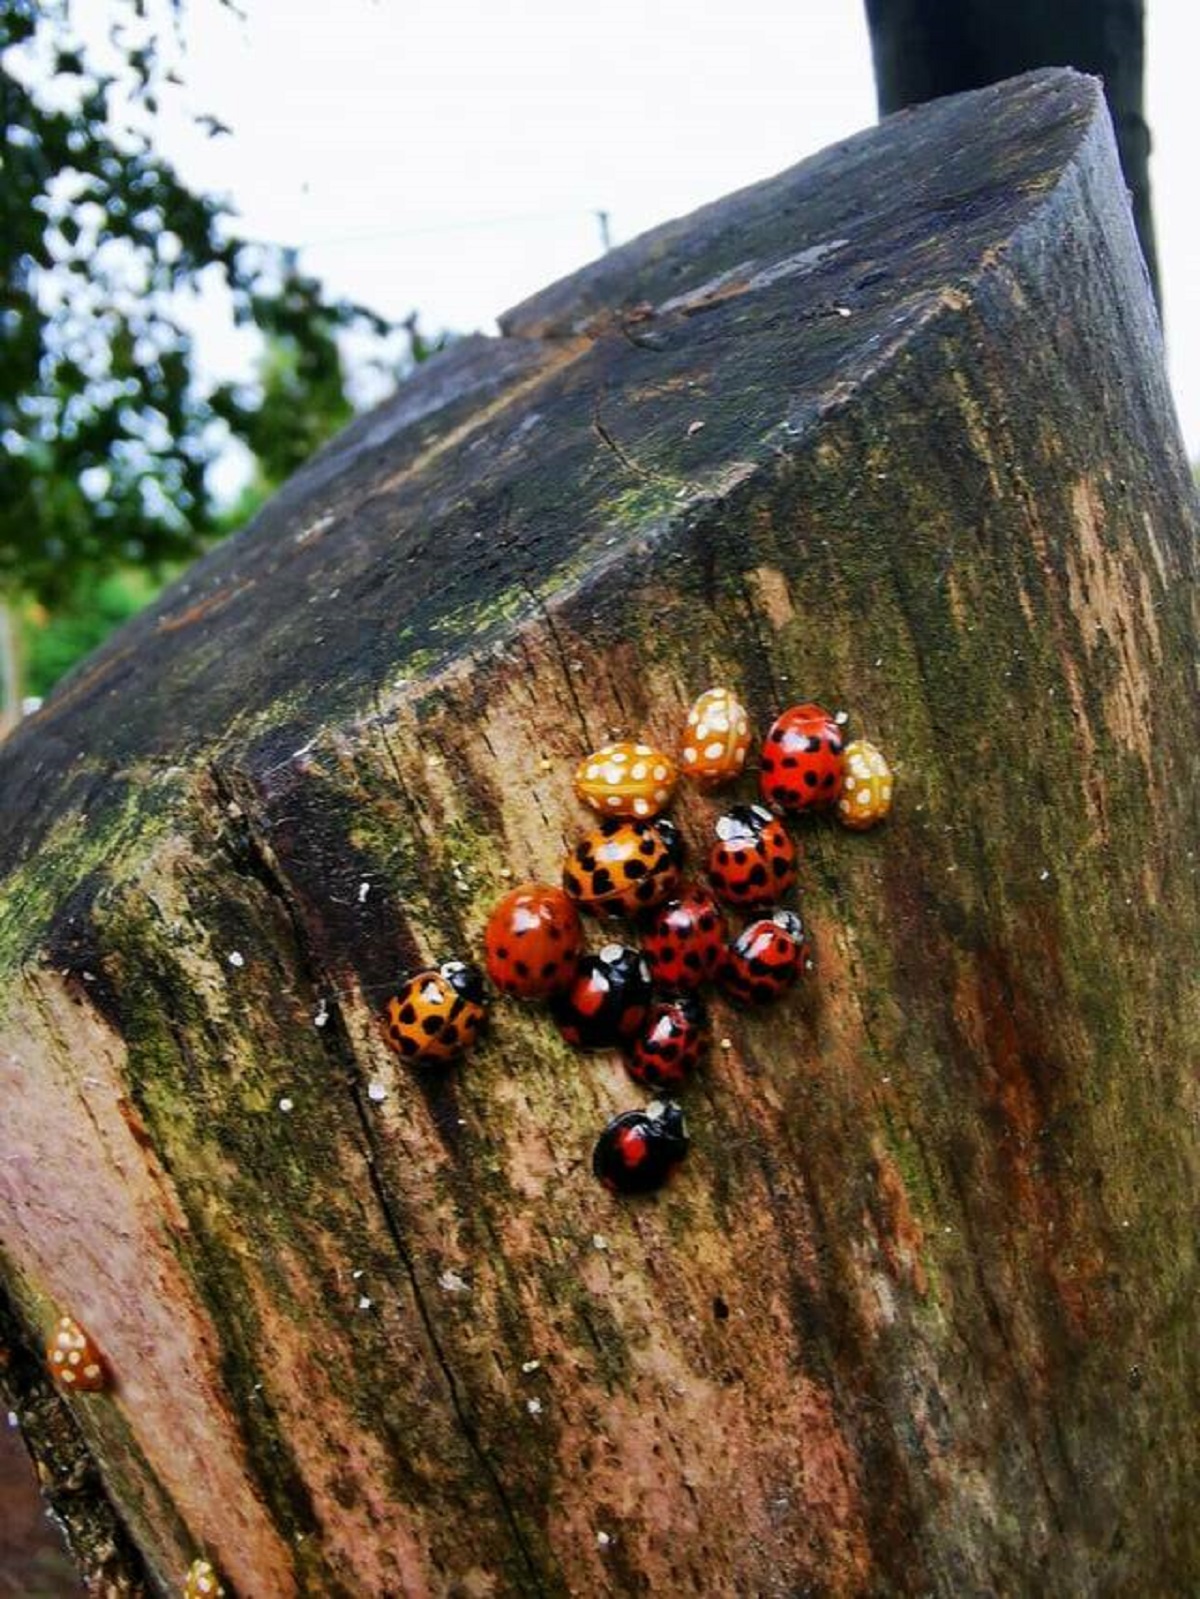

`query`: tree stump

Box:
[2,69,1198,1597]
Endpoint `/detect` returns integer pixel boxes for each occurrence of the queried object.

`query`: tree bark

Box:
[863,0,1159,306]
[0,69,1197,1598]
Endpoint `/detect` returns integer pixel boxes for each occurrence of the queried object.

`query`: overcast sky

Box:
[150,0,1198,461]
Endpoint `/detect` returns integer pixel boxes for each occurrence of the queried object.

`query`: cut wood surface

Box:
[1,69,1197,1598]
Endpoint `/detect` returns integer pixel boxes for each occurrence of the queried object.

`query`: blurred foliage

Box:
[21,563,158,698]
[0,0,398,607]
[1,0,447,704]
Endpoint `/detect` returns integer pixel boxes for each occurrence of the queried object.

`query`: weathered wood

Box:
[1,69,1198,1597]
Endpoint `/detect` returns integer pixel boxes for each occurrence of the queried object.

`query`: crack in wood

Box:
[206,762,548,1596]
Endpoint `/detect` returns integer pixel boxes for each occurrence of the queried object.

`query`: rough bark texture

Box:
[864,0,1159,303]
[0,70,1197,1598]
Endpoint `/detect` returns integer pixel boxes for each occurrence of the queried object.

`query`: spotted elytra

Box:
[680,688,751,785]
[837,739,894,831]
[45,1314,107,1392]
[573,740,678,819]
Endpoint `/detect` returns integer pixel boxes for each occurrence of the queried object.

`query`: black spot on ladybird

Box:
[399,1035,419,1056]
[422,1014,446,1035]
[400,1003,417,1024]
[804,771,818,788]
[748,864,768,887]
[624,858,647,879]
[591,868,614,896]
[772,857,791,877]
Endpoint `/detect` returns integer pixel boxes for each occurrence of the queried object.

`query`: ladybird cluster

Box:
[381,689,894,1199]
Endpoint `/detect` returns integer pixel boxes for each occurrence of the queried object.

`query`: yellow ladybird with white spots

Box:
[573,741,678,819]
[680,688,751,785]
[184,1559,227,1598]
[837,739,894,831]
[46,1314,108,1392]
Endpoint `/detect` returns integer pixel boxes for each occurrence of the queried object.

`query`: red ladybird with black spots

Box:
[759,702,845,814]
[484,882,581,999]
[551,943,653,1049]
[593,1101,690,1195]
[640,885,728,990]
[627,994,710,1092]
[707,804,797,908]
[721,909,813,1007]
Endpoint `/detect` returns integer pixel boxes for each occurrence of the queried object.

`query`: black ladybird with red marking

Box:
[721,910,813,1007]
[641,884,728,991]
[551,943,653,1049]
[562,818,683,919]
[593,1102,690,1195]
[707,804,797,908]
[627,994,710,1092]
[384,961,487,1063]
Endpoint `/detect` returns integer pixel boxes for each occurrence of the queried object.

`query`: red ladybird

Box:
[640,885,728,990]
[593,1102,690,1195]
[484,882,581,999]
[627,994,710,1092]
[707,805,797,908]
[759,702,845,814]
[551,943,653,1049]
[721,910,813,1007]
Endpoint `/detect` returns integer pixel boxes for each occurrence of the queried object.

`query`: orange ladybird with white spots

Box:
[46,1314,107,1392]
[680,688,751,785]
[837,739,894,831]
[184,1559,227,1598]
[573,741,678,819]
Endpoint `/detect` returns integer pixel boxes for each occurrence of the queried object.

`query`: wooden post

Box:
[1,70,1197,1596]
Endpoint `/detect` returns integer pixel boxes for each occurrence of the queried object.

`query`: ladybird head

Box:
[772,910,804,940]
[672,992,708,1029]
[646,1098,689,1150]
[716,804,773,844]
[440,960,486,1005]
[653,817,684,867]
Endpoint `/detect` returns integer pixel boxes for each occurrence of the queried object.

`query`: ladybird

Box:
[680,687,751,785]
[562,817,683,919]
[551,943,652,1049]
[46,1314,107,1393]
[721,909,813,1006]
[384,961,487,1063]
[484,882,581,998]
[593,1101,690,1195]
[627,994,710,1092]
[641,885,728,990]
[760,702,845,814]
[184,1559,227,1598]
[707,804,797,908]
[836,739,895,831]
[573,740,678,819]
